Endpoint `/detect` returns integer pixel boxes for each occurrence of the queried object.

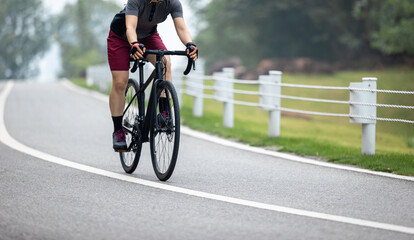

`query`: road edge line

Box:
[1,81,414,235]
[61,79,414,182]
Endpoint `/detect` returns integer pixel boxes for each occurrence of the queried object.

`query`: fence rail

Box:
[173,67,414,155]
[85,63,414,155]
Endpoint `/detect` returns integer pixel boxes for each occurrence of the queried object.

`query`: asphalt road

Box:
[0,81,413,240]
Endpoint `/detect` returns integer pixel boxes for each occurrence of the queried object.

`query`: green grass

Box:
[181,97,414,176]
[180,69,414,176]
[71,78,111,95]
[71,69,414,176]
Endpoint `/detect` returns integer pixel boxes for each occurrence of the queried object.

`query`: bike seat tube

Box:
[155,55,164,80]
[139,61,145,85]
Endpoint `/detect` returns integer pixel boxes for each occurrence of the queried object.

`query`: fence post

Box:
[85,65,112,92]
[269,71,282,137]
[222,68,235,128]
[192,61,206,116]
[193,76,204,117]
[350,77,377,155]
[259,71,282,137]
[214,68,234,128]
[86,67,93,87]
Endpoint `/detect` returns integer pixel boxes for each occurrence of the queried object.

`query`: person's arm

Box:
[173,17,192,45]
[173,17,197,61]
[126,14,144,59]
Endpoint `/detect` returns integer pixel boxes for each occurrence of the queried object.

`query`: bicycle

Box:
[119,48,195,181]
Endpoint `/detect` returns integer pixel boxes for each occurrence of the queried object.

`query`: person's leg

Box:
[109,70,129,151]
[146,54,171,119]
[109,70,129,131]
[141,33,172,118]
[146,54,172,81]
[141,32,171,82]
[107,29,130,150]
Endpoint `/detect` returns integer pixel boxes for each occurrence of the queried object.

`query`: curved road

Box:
[0,81,413,239]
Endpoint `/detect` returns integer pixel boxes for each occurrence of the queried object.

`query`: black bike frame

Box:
[122,61,158,144]
[123,50,192,144]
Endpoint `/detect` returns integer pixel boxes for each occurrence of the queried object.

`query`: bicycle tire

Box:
[119,78,142,174]
[150,80,180,181]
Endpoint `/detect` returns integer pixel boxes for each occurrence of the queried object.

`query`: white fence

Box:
[85,63,414,155]
[86,64,112,92]
[176,67,414,155]
[86,63,156,92]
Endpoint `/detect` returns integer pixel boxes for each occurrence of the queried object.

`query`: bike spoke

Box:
[150,80,180,180]
[119,79,142,174]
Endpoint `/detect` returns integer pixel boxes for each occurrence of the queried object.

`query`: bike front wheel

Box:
[119,78,142,174]
[150,80,180,181]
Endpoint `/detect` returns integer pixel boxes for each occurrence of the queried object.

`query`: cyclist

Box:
[107,0,198,151]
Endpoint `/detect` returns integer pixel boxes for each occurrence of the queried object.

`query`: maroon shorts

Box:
[107,30,167,71]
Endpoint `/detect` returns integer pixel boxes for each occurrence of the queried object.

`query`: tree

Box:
[191,0,413,70]
[54,0,121,77]
[192,0,367,67]
[354,0,414,55]
[0,0,49,79]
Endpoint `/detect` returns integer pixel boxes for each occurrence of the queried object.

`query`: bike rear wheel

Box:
[150,80,180,181]
[119,79,142,174]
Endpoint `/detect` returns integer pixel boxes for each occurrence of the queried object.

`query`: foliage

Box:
[54,0,121,77]
[190,0,414,69]
[354,0,414,55]
[0,0,49,79]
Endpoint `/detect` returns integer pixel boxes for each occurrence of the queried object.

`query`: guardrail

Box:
[86,63,155,93]
[173,67,414,155]
[86,64,112,92]
[85,63,414,155]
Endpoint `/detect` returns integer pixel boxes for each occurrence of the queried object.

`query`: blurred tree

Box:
[354,0,414,55]
[0,0,49,79]
[190,0,412,70]
[192,0,367,67]
[54,0,120,77]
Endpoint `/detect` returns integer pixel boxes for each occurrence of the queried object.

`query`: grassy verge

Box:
[71,69,414,176]
[180,95,414,176]
[71,78,111,95]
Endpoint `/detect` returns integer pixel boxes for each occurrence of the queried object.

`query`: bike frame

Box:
[123,50,192,147]
[122,61,157,145]
[124,50,188,145]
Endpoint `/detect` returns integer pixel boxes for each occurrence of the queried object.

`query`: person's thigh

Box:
[107,30,130,71]
[141,32,167,51]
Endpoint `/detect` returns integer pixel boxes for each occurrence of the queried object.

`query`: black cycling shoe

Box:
[113,129,127,152]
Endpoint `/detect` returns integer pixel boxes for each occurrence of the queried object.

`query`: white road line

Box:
[62,79,414,182]
[180,127,414,182]
[2,80,414,235]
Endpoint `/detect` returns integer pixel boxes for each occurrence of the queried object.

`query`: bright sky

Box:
[38,0,196,81]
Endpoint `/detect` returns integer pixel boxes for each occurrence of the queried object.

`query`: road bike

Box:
[120,49,195,181]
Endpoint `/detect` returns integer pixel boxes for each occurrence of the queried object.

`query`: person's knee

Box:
[112,73,128,93]
[165,57,172,71]
[113,80,127,93]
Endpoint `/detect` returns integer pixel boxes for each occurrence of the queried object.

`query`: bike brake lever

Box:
[131,60,138,73]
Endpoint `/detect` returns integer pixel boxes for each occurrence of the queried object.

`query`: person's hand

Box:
[131,42,145,60]
[186,42,198,61]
